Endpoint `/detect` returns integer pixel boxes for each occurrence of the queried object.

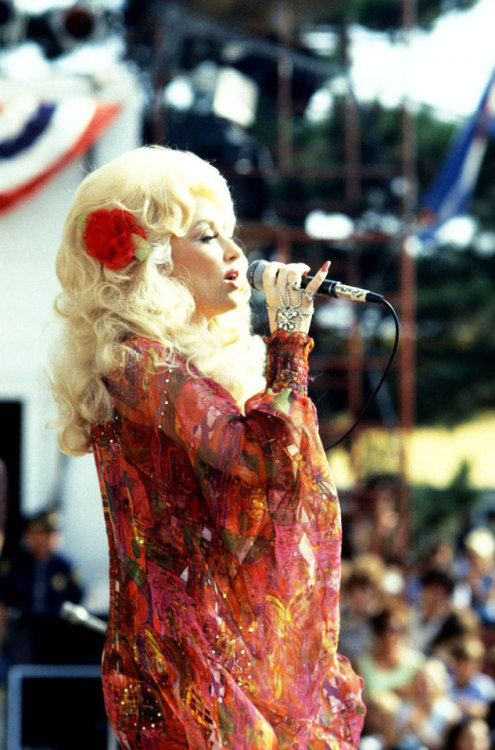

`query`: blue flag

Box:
[418,68,495,246]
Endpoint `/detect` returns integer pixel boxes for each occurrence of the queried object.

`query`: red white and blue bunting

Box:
[0,95,121,214]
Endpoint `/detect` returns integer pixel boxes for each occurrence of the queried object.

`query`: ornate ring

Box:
[303,290,315,302]
[289,281,301,291]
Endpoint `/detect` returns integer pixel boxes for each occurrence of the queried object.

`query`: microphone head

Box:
[247,259,268,291]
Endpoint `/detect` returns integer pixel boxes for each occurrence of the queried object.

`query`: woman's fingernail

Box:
[321,260,331,273]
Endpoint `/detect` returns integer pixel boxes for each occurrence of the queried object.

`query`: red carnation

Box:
[83,208,147,270]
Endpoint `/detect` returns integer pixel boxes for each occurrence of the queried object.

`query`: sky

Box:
[350,0,495,120]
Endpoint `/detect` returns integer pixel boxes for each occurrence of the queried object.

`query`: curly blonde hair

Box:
[49,146,266,456]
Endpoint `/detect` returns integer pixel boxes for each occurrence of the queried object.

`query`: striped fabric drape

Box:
[0,94,121,214]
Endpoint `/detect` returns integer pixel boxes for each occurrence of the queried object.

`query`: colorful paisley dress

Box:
[91,329,365,749]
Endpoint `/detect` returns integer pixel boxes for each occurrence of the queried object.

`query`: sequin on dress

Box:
[91,329,365,749]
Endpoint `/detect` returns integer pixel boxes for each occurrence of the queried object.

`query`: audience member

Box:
[356,600,424,697]
[430,607,481,663]
[394,658,461,749]
[448,637,495,719]
[359,689,402,750]
[339,554,386,665]
[410,567,456,654]
[441,715,492,750]
[349,477,403,564]
[0,510,83,670]
[422,539,456,575]
[454,529,495,626]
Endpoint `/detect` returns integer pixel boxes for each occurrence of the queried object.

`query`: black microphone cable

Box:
[325,297,400,450]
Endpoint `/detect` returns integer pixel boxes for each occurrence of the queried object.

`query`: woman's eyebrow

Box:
[191,217,235,234]
[191,219,214,231]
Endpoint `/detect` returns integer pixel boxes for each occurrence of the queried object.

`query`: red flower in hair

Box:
[81,208,150,270]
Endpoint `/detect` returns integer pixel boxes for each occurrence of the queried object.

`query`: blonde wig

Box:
[49,146,266,456]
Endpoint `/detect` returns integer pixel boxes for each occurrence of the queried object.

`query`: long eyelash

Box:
[199,234,219,243]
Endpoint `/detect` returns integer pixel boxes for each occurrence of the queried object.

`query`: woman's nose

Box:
[223,237,242,260]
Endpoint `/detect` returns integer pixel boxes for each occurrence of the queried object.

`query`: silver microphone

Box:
[247,259,384,304]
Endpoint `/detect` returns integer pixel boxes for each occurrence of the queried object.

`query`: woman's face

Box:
[170,196,248,321]
[380,616,407,642]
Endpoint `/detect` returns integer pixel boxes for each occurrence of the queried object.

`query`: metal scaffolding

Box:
[147,0,418,554]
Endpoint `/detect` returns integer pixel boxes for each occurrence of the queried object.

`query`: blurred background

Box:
[0,0,494,748]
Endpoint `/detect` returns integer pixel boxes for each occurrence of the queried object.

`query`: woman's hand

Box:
[262,260,330,335]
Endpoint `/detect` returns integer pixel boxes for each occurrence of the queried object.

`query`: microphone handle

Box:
[247,260,384,304]
[305,276,384,304]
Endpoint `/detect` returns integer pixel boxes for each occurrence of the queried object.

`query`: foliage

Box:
[321,0,480,31]
[125,0,481,40]
[411,462,480,558]
[473,140,495,229]
[415,247,495,424]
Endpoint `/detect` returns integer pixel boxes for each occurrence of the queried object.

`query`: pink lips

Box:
[224,268,240,288]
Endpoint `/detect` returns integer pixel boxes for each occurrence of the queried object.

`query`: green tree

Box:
[412,462,479,557]
[335,0,480,31]
[416,246,495,424]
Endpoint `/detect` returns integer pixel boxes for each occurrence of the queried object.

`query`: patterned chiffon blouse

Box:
[91,329,365,749]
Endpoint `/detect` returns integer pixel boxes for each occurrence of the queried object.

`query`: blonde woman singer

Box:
[49,146,364,749]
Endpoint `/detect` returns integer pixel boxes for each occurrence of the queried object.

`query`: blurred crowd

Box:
[341,481,495,750]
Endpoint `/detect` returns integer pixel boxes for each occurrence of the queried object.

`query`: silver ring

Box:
[303,290,315,302]
[289,281,301,291]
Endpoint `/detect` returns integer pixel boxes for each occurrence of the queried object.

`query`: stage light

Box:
[213,67,258,128]
[164,77,195,111]
[52,3,107,51]
[63,6,95,40]
[25,2,109,59]
[436,215,477,247]
[305,210,354,240]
